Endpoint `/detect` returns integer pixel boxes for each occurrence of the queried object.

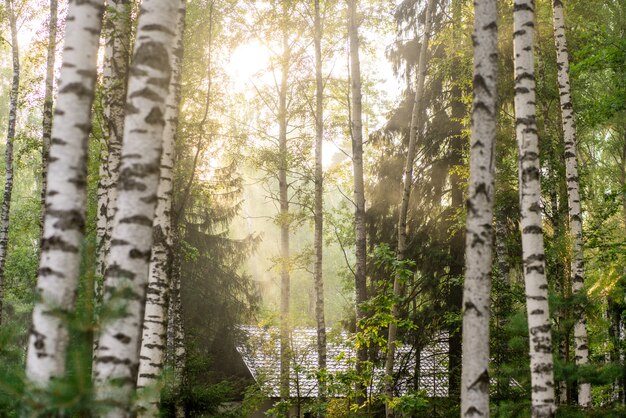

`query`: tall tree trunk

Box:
[92,0,180,414]
[551,0,591,406]
[0,0,19,325]
[136,2,186,416]
[384,0,434,415]
[96,0,132,281]
[166,239,186,418]
[279,2,292,401]
[347,0,367,406]
[25,0,104,383]
[460,0,498,415]
[93,0,132,366]
[513,1,557,416]
[40,0,58,240]
[313,0,327,400]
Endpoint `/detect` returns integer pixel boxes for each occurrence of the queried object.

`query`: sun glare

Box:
[226,40,271,91]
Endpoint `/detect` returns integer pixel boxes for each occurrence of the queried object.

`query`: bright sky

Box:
[223,13,402,169]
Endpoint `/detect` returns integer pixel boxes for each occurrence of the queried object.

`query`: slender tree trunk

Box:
[93,0,132,367]
[279,3,292,401]
[460,0,498,416]
[313,0,327,400]
[136,3,186,416]
[347,0,367,406]
[96,0,132,281]
[551,0,591,406]
[172,270,186,418]
[25,0,104,383]
[40,0,58,240]
[166,239,186,418]
[513,1,557,416]
[93,0,180,414]
[384,1,434,415]
[0,0,19,325]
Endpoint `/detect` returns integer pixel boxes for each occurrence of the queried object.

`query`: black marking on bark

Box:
[111,239,131,246]
[129,87,161,102]
[60,82,92,98]
[129,248,151,260]
[513,3,534,12]
[147,76,170,89]
[474,75,490,95]
[38,267,66,278]
[114,333,132,344]
[41,235,79,253]
[105,263,136,280]
[47,208,85,231]
[522,166,540,182]
[142,24,175,35]
[141,194,158,204]
[145,106,165,126]
[133,40,171,74]
[120,215,153,226]
[464,301,483,316]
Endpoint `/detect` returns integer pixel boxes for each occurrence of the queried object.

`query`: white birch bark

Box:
[0,0,19,324]
[384,1,434,415]
[96,0,132,281]
[26,0,105,383]
[172,270,186,418]
[460,0,498,416]
[93,0,179,415]
[93,0,133,367]
[514,1,556,416]
[136,2,186,415]
[40,0,58,240]
[551,0,591,406]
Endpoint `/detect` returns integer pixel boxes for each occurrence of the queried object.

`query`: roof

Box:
[235,325,449,398]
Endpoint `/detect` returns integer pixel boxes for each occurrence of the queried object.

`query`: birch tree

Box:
[26,0,105,383]
[0,0,19,324]
[40,0,58,238]
[93,0,132,364]
[514,0,556,415]
[96,0,132,280]
[93,0,180,414]
[551,0,591,406]
[312,0,327,399]
[136,2,186,415]
[460,0,498,416]
[384,0,434,414]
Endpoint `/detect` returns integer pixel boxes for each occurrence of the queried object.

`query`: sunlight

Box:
[225,40,271,91]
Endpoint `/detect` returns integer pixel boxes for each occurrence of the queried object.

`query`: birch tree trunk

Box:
[514,1,556,416]
[136,3,186,416]
[0,0,19,325]
[93,0,179,414]
[551,0,591,406]
[313,0,327,399]
[384,0,434,414]
[40,0,58,240]
[348,0,368,406]
[460,0,498,415]
[166,241,186,418]
[279,2,292,400]
[93,0,132,365]
[96,0,132,281]
[26,0,104,383]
